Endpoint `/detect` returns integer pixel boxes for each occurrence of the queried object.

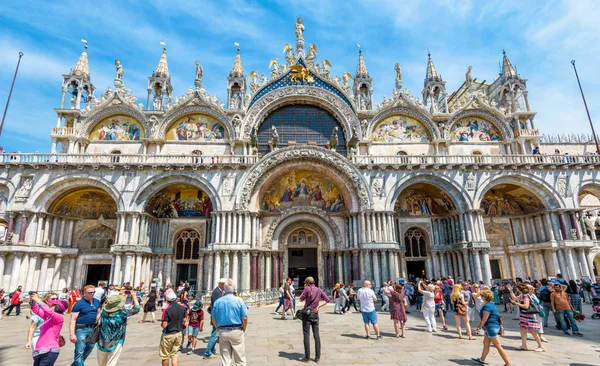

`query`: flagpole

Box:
[0,52,24,137]
[571,60,600,154]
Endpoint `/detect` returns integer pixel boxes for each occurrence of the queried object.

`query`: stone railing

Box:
[0,153,259,167]
[50,127,75,136]
[514,128,540,138]
[1,152,599,170]
[351,154,600,168]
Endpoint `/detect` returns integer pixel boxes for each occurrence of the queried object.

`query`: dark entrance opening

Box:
[490,259,502,280]
[176,264,197,289]
[288,248,318,291]
[85,264,111,287]
[406,260,426,281]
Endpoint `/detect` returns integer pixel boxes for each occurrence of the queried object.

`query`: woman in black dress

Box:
[139,289,157,323]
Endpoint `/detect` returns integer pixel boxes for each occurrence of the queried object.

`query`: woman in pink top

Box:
[30,293,68,366]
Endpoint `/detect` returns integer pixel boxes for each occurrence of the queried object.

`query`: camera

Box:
[28,291,37,296]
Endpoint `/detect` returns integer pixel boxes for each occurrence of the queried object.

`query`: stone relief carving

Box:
[465,172,475,191]
[279,220,328,249]
[236,147,371,211]
[556,176,572,198]
[262,207,343,250]
[242,86,359,142]
[371,174,384,198]
[222,176,236,196]
[15,176,34,202]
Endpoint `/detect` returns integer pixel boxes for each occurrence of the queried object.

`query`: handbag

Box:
[455,299,467,316]
[295,287,313,321]
[86,324,100,345]
[520,295,540,315]
[498,315,504,336]
[403,297,409,310]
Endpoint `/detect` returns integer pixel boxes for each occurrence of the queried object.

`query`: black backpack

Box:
[539,288,551,303]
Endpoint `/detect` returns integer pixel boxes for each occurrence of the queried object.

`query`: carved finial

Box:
[230,43,243,76]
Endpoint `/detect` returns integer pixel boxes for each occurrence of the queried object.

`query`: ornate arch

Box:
[280,221,326,247]
[235,146,371,211]
[403,226,430,258]
[473,173,563,211]
[242,86,359,142]
[386,172,471,212]
[447,109,513,141]
[28,175,124,212]
[367,107,440,140]
[263,207,342,250]
[130,173,221,212]
[575,178,600,209]
[81,104,149,139]
[159,105,235,141]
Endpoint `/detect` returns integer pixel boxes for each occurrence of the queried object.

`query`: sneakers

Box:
[187,349,195,355]
[377,335,383,340]
[203,354,216,359]
[365,335,371,340]
[574,332,584,337]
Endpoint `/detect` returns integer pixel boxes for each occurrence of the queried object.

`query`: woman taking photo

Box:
[29,292,68,366]
[508,283,545,352]
[451,285,474,340]
[384,283,408,337]
[471,289,511,366]
[472,284,485,319]
[433,285,448,330]
[417,280,437,332]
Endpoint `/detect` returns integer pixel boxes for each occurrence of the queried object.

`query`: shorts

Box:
[187,326,200,337]
[159,332,182,360]
[361,310,378,325]
[484,324,500,338]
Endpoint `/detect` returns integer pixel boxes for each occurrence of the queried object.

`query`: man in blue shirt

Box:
[70,284,100,366]
[204,278,226,359]
[211,278,248,366]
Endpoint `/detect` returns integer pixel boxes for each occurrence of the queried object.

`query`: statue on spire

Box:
[295,17,305,57]
[195,61,203,89]
[394,62,402,90]
[114,59,126,92]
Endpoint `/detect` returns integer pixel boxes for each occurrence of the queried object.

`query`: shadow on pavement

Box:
[278,351,305,361]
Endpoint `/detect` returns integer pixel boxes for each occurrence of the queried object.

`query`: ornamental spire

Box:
[152,43,170,78]
[355,47,369,78]
[425,49,440,82]
[71,41,90,80]
[501,49,518,80]
[230,44,244,77]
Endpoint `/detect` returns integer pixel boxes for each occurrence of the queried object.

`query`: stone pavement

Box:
[1,301,599,366]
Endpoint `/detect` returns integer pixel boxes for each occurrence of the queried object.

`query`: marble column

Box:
[373,251,380,286]
[441,252,448,278]
[577,249,590,278]
[232,252,239,290]
[271,255,278,288]
[388,250,396,281]
[558,212,569,240]
[24,254,38,291]
[66,256,76,289]
[399,253,407,279]
[359,250,366,280]
[586,249,596,278]
[380,250,388,282]
[113,254,122,285]
[537,250,548,279]
[481,249,492,285]
[257,252,263,289]
[241,252,250,291]
[196,254,205,291]
[8,253,22,291]
[213,251,221,289]
[51,255,62,291]
[123,254,133,284]
[360,213,367,244]
[251,253,257,289]
[265,253,272,289]
[365,251,372,283]
[354,251,361,282]
[462,249,472,281]
[38,255,50,292]
[134,254,143,286]
[365,214,372,243]
[223,251,230,279]
[426,256,433,279]
[432,252,439,277]
[206,253,214,292]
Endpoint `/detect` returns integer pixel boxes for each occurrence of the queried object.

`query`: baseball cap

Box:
[218,278,227,283]
[165,292,177,302]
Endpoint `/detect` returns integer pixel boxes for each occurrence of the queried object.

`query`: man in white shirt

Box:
[356,281,382,340]
[93,282,106,303]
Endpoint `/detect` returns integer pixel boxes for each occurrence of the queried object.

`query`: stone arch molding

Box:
[447,109,513,141]
[472,173,563,211]
[235,146,372,211]
[242,86,359,142]
[280,220,327,247]
[367,107,440,141]
[28,175,125,212]
[264,207,342,250]
[130,173,221,212]
[159,105,235,141]
[81,103,149,139]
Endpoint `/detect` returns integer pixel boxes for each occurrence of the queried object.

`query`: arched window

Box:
[404,228,428,258]
[257,104,347,155]
[397,151,407,155]
[110,150,122,163]
[191,150,203,164]
[175,229,201,260]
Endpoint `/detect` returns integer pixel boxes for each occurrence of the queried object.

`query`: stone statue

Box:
[115,59,124,80]
[195,61,203,88]
[250,133,259,154]
[466,65,473,85]
[330,126,339,151]
[269,58,280,78]
[584,214,595,231]
[342,72,352,95]
[394,62,402,90]
[270,125,279,151]
[295,17,304,40]
[321,60,331,79]
[306,44,317,66]
[466,172,475,191]
[283,43,295,65]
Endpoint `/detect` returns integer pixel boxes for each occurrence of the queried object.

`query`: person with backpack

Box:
[538,279,553,328]
[3,285,23,316]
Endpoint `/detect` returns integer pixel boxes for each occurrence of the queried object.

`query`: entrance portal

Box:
[406,260,426,280]
[288,248,318,290]
[85,264,111,287]
[176,264,197,289]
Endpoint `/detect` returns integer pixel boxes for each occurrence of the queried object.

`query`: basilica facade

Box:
[1,19,600,294]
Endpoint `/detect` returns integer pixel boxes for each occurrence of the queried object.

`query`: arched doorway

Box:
[174,229,203,288]
[283,226,321,290]
[404,227,429,280]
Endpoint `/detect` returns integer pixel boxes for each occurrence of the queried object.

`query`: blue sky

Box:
[1,0,599,153]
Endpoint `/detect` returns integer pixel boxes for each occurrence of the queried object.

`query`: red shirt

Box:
[69,289,80,302]
[188,309,204,328]
[10,291,21,305]
[434,292,443,304]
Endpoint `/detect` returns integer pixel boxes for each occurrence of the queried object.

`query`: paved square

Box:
[1,301,599,365]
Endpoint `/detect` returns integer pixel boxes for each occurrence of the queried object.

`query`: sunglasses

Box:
[85,291,95,294]
[49,297,58,300]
